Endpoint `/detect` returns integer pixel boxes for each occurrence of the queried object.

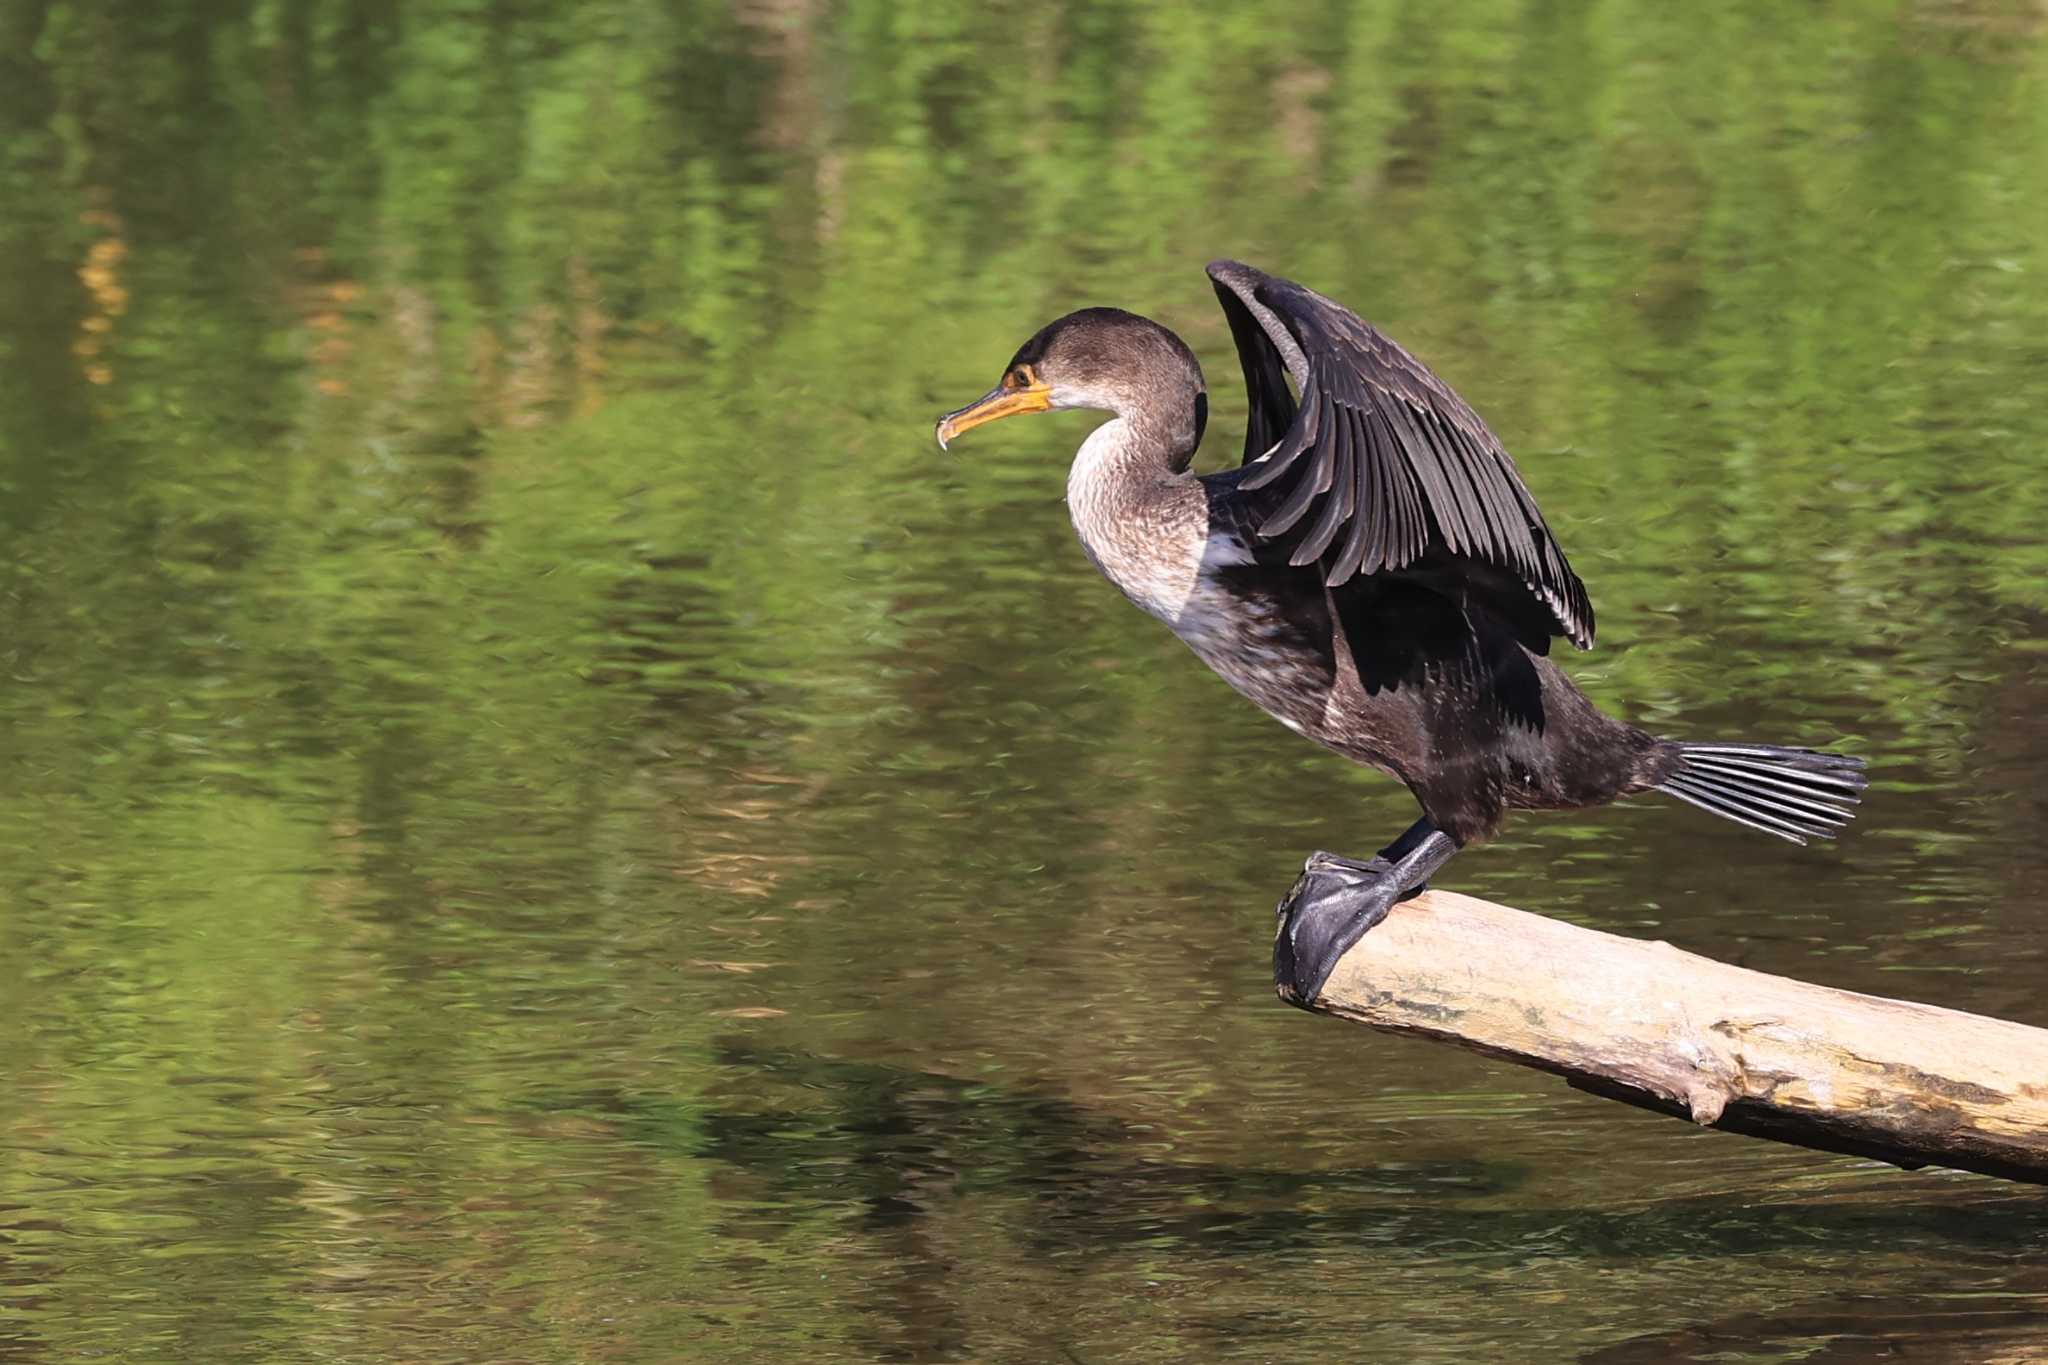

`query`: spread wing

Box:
[1206,259,1594,652]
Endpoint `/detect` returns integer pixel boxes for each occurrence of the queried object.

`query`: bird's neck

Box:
[1066,414,1193,530]
[1065,416,1210,623]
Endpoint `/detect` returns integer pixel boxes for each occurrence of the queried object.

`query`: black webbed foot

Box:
[1273,859,1405,1004]
[1276,850,1394,918]
[1273,821,1463,1008]
[1302,849,1434,899]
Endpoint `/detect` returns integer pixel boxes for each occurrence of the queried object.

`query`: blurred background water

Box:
[3,0,2048,1360]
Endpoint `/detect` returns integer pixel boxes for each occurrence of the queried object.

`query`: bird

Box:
[934,261,1866,1004]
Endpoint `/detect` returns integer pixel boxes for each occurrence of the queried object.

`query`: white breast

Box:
[1065,419,1250,629]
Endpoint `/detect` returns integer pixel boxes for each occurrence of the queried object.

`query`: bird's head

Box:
[935,307,1207,461]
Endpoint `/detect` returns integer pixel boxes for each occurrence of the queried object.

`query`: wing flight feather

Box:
[1207,259,1595,651]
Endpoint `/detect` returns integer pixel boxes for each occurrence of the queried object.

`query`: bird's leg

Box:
[1275,820,1461,1005]
[1370,818,1438,866]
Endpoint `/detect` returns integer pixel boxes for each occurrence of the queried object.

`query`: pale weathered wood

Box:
[1277,887,2048,1184]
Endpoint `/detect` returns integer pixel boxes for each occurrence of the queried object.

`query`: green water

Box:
[4,1,2048,1359]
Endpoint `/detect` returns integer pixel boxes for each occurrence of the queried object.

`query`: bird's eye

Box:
[1012,366,1035,387]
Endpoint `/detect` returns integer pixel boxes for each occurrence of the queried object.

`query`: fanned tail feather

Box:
[1657,743,1868,845]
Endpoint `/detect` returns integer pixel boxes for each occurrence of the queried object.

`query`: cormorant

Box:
[935,261,1865,1004]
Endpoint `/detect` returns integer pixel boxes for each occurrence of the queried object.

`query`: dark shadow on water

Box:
[1585,1296,2048,1364]
[690,1041,1525,1239]
[617,1043,2048,1359]
[601,1043,2048,1266]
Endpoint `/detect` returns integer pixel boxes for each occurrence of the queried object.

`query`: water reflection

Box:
[688,1045,2048,1360]
[2,0,2047,1360]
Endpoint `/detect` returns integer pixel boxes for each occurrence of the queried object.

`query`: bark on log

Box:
[1275,886,2048,1184]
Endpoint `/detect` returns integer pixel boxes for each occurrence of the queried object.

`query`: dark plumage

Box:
[936,261,1866,1001]
[1209,261,1593,651]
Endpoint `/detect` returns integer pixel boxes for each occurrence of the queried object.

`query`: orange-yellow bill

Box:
[934,380,1052,449]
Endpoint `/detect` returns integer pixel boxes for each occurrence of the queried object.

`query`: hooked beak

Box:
[934,380,1053,449]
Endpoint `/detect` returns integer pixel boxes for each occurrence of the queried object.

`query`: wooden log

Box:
[1275,884,2048,1184]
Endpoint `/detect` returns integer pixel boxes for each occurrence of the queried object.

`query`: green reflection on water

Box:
[3,0,2048,1360]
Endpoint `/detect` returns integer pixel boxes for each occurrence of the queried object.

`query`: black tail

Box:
[1656,743,1868,844]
